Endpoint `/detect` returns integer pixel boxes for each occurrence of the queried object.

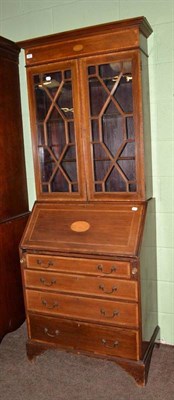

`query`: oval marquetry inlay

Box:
[73,44,84,52]
[70,221,90,232]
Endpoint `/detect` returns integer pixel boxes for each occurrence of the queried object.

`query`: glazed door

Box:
[80,51,144,201]
[27,60,86,201]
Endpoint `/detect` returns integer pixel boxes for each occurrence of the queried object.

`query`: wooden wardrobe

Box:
[18,17,159,385]
[0,36,29,342]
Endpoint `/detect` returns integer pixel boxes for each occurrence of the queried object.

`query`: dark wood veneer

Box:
[0,36,29,342]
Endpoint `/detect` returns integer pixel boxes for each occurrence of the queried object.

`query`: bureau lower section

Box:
[20,252,159,386]
[21,253,141,359]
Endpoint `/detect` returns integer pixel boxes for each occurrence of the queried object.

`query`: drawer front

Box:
[24,270,138,301]
[26,254,131,279]
[29,314,140,361]
[26,290,139,328]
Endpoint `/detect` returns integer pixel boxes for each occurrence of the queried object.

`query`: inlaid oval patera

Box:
[73,44,84,52]
[70,221,90,232]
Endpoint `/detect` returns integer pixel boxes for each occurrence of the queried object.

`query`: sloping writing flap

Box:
[20,202,146,257]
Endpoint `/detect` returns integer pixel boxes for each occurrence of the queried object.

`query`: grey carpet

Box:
[0,323,174,400]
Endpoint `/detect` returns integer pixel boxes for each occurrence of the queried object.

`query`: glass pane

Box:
[126,117,134,139]
[117,160,136,181]
[93,143,108,160]
[95,183,103,192]
[62,161,77,181]
[33,68,78,194]
[38,148,56,183]
[42,72,61,97]
[42,185,49,193]
[68,122,75,143]
[105,167,127,192]
[91,119,99,141]
[34,86,52,121]
[88,66,96,75]
[99,63,122,92]
[87,59,135,194]
[129,183,137,192]
[94,160,111,181]
[64,70,71,79]
[47,118,65,159]
[63,145,76,161]
[88,77,108,116]
[114,61,133,113]
[48,107,61,121]
[50,169,69,192]
[72,184,78,192]
[104,100,121,117]
[99,62,122,78]
[120,142,135,158]
[37,124,45,145]
[102,114,123,157]
[56,81,74,119]
[114,76,133,113]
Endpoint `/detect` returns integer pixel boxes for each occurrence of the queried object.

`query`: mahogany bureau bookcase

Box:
[18,17,159,385]
[0,36,29,342]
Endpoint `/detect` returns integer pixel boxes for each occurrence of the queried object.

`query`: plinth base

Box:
[26,325,160,386]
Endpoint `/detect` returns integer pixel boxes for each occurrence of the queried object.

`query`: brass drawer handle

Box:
[41,299,59,309]
[97,264,116,275]
[44,327,60,337]
[99,284,117,294]
[37,259,54,268]
[100,309,119,319]
[101,339,119,349]
[40,277,57,287]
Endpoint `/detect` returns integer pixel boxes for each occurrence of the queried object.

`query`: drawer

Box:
[26,290,139,328]
[24,270,138,301]
[26,254,131,279]
[28,314,140,361]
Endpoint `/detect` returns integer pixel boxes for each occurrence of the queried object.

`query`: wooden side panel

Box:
[0,39,28,221]
[140,199,159,356]
[141,51,153,200]
[0,36,29,342]
[0,214,29,342]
